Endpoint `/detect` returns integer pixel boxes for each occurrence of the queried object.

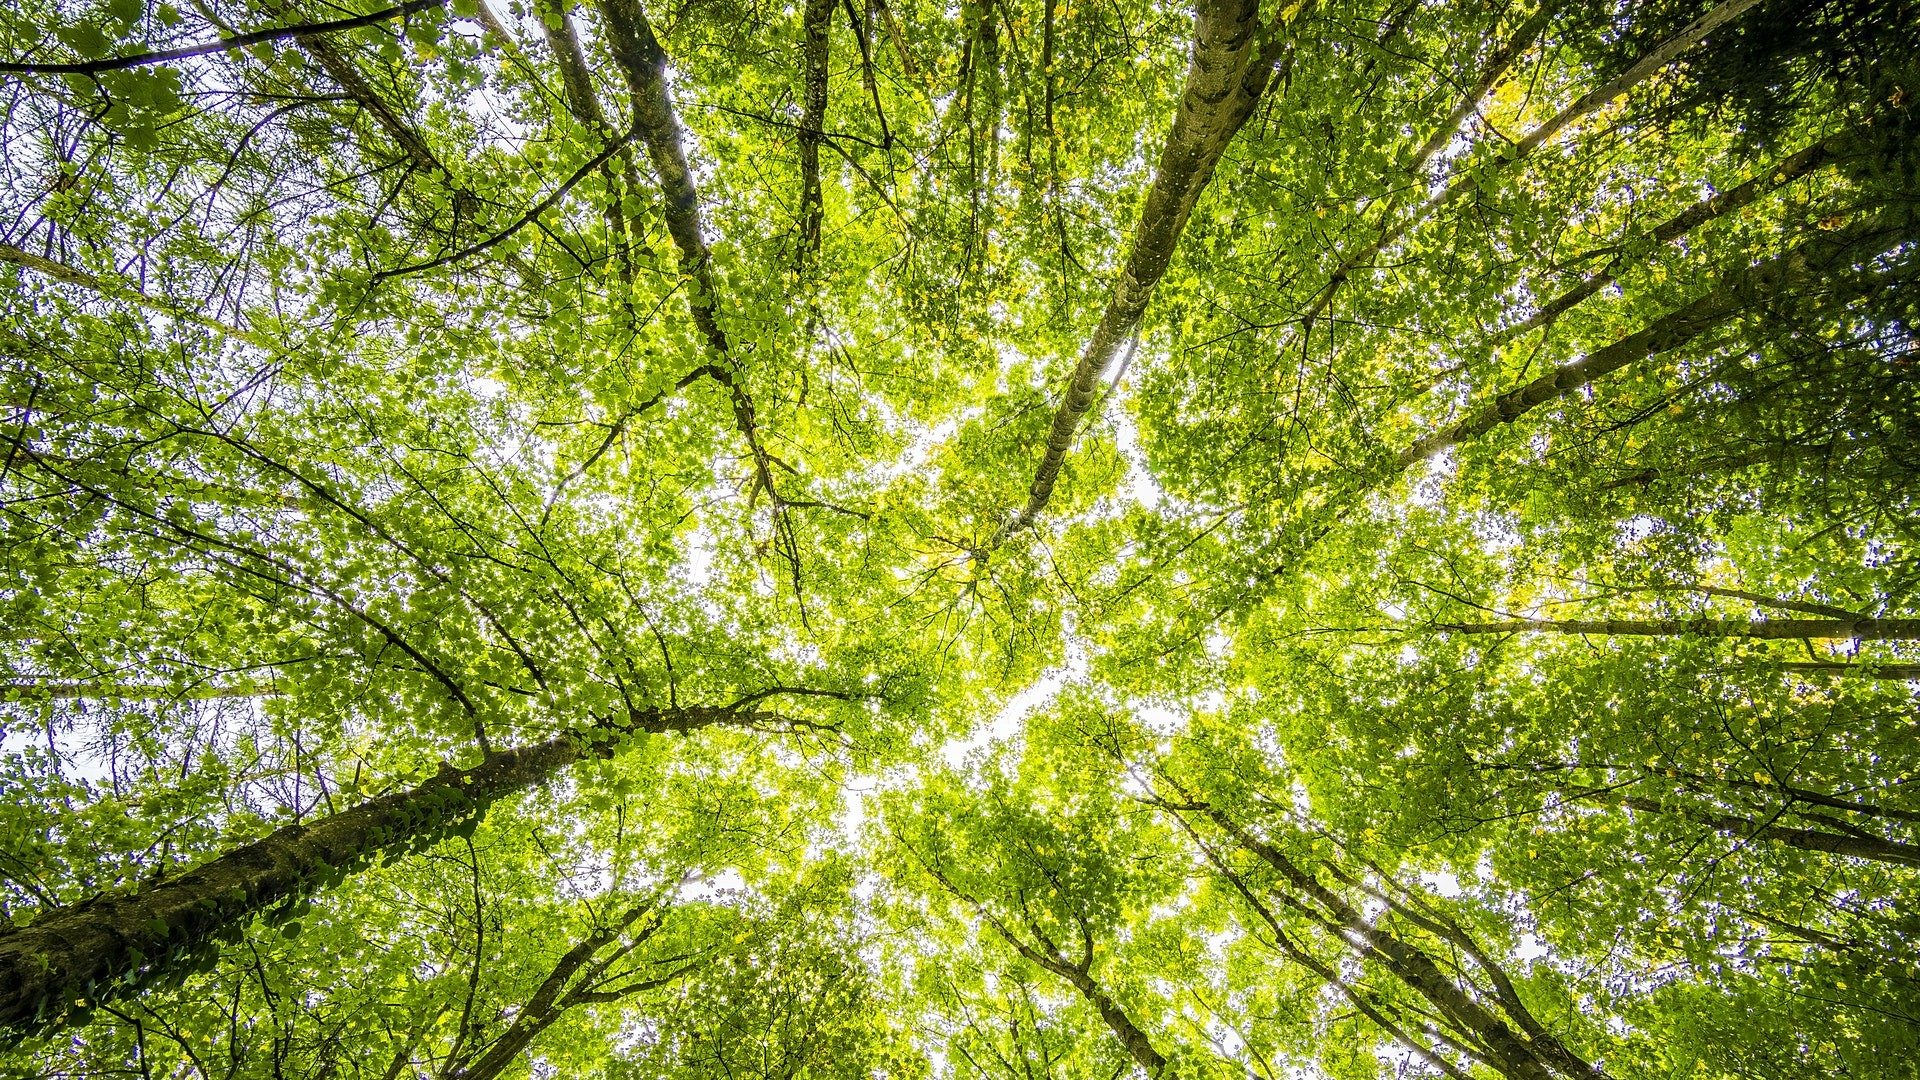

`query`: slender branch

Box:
[0,242,274,347]
[372,132,633,281]
[0,0,449,75]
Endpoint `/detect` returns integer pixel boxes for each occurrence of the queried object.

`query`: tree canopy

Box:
[1,0,1917,1076]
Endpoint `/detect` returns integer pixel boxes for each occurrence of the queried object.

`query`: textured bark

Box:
[296,33,542,284]
[0,705,739,1035]
[534,0,644,276]
[1776,661,1920,681]
[1622,797,1920,868]
[1297,3,1555,331]
[597,0,783,510]
[999,0,1286,540]
[1397,213,1918,468]
[0,681,276,702]
[449,899,687,1080]
[1060,967,1169,1076]
[1435,617,1920,641]
[987,927,1168,1076]
[797,0,834,256]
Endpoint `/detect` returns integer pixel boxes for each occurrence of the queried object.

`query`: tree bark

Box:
[597,0,785,511]
[797,0,834,257]
[1299,0,1763,333]
[1498,130,1850,342]
[0,705,741,1035]
[1397,212,1919,468]
[450,898,688,1080]
[1621,796,1920,868]
[534,0,645,278]
[1774,661,1920,681]
[0,243,269,346]
[1434,616,1920,641]
[998,0,1292,541]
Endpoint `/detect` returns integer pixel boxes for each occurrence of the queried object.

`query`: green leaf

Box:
[56,23,112,58]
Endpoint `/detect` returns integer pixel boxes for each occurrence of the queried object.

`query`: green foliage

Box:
[2,0,1917,1076]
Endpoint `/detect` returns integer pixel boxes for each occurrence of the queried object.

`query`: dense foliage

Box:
[1,0,1916,1076]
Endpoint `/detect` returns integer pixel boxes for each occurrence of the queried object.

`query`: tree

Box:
[2,0,1916,1076]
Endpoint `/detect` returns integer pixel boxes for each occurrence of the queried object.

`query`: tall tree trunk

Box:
[997,0,1298,541]
[1433,616,1920,641]
[1621,796,1920,868]
[1298,0,1763,333]
[533,0,644,279]
[1058,966,1169,1077]
[797,0,834,258]
[295,33,544,286]
[1397,211,1919,468]
[0,705,742,1035]
[1497,130,1851,343]
[0,242,268,346]
[449,897,691,1080]
[596,0,785,512]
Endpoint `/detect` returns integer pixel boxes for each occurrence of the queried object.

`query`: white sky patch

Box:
[676,520,717,587]
[464,374,507,400]
[1420,870,1463,898]
[877,411,973,483]
[1110,400,1163,509]
[939,627,1089,768]
[939,668,1062,769]
[1131,700,1186,735]
[838,773,877,839]
[677,866,750,905]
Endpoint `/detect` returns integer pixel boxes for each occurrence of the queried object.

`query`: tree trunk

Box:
[999,0,1289,540]
[597,0,787,511]
[1299,0,1763,332]
[1061,967,1169,1077]
[1397,211,1919,468]
[534,0,643,277]
[1434,617,1920,641]
[450,898,686,1080]
[0,705,735,1035]
[1499,130,1849,342]
[797,0,833,257]
[1774,661,1920,681]
[1622,796,1920,868]
[1209,809,1600,1080]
